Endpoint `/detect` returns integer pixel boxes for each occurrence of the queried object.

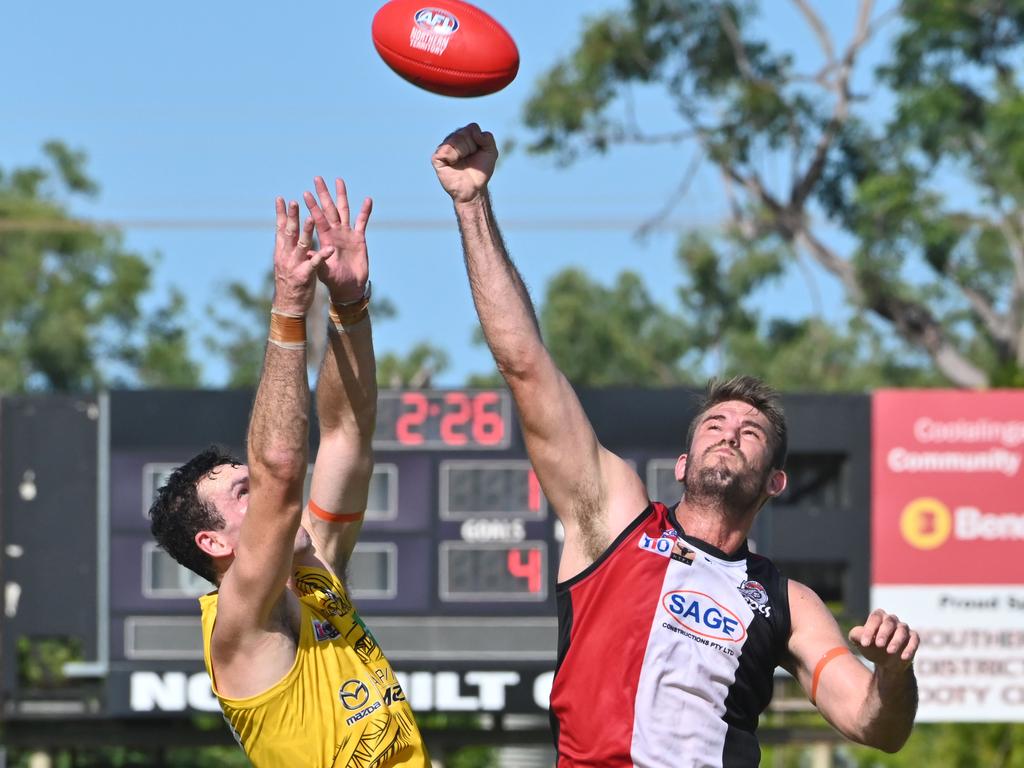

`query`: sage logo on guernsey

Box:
[662,590,747,643]
[900,497,1024,550]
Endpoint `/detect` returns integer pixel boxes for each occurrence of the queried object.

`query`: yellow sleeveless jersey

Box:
[200,566,430,768]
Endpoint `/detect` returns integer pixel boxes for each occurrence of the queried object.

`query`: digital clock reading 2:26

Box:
[374,390,513,449]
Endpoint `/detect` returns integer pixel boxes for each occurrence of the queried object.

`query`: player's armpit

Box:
[509,365,647,578]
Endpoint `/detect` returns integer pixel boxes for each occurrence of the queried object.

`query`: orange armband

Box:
[810,646,852,705]
[308,499,365,524]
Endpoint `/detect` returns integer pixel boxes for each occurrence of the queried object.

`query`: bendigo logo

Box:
[900,497,952,550]
[899,496,1024,550]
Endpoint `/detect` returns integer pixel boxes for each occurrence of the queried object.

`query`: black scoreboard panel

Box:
[0,387,869,718]
[102,388,565,716]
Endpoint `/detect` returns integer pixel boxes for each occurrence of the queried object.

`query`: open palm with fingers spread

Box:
[302,176,372,303]
[273,197,334,315]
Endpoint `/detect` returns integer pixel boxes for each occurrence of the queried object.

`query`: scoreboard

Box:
[1,387,871,721]
[98,389,568,716]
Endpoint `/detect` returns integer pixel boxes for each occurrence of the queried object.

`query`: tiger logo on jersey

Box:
[295,570,352,617]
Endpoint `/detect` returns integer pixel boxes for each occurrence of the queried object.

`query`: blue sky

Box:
[3,1,895,386]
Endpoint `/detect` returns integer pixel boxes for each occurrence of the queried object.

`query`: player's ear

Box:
[766,469,787,498]
[195,529,232,558]
[675,453,688,483]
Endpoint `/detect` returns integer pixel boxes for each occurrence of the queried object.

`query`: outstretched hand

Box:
[303,176,372,303]
[432,122,498,203]
[848,609,919,671]
[273,198,334,315]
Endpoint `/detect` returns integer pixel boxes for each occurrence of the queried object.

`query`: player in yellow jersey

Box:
[149,177,431,768]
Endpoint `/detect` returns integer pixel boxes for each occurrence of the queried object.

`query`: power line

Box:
[0,217,711,233]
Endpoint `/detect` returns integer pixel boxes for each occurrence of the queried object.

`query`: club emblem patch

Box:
[738,579,772,618]
[671,539,696,566]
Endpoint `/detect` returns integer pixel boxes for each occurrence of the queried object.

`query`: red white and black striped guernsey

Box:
[550,501,792,768]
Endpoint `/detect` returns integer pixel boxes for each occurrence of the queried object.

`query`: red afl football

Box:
[371,1,519,97]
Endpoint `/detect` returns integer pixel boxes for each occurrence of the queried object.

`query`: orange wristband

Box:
[328,281,371,331]
[810,646,852,705]
[309,499,365,524]
[329,298,369,325]
[269,309,306,349]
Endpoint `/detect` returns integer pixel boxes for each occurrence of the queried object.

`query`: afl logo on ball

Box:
[338,679,371,711]
[414,8,459,35]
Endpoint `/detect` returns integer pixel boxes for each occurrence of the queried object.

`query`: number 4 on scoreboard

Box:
[507,548,542,594]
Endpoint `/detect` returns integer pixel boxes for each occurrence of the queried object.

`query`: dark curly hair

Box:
[685,376,788,470]
[149,445,242,585]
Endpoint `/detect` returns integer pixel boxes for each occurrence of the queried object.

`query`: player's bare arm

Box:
[210,200,333,695]
[784,580,919,752]
[302,176,377,576]
[432,123,647,579]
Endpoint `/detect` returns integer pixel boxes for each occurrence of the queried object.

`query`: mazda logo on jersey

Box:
[662,590,748,643]
[339,679,371,710]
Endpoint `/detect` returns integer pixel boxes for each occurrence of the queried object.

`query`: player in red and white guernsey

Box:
[433,124,920,767]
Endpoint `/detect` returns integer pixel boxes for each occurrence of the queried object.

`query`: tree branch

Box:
[789,0,876,209]
[793,228,989,387]
[608,117,702,147]
[958,133,1024,365]
[711,126,991,388]
[791,0,835,64]
[716,5,773,87]
[1007,214,1024,292]
[637,150,705,238]
[868,291,989,388]
[959,283,1013,348]
[963,133,1024,294]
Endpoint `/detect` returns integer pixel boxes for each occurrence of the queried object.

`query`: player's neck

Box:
[674,498,754,556]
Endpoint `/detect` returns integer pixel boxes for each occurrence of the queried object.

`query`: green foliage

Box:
[843,723,1024,767]
[445,746,497,768]
[206,274,275,389]
[129,288,202,387]
[523,0,1024,389]
[162,746,252,767]
[16,635,81,688]
[533,245,935,390]
[540,267,693,386]
[377,342,450,388]
[208,268,445,389]
[0,144,199,392]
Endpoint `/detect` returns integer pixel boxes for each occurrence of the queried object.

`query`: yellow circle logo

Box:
[899,497,952,550]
